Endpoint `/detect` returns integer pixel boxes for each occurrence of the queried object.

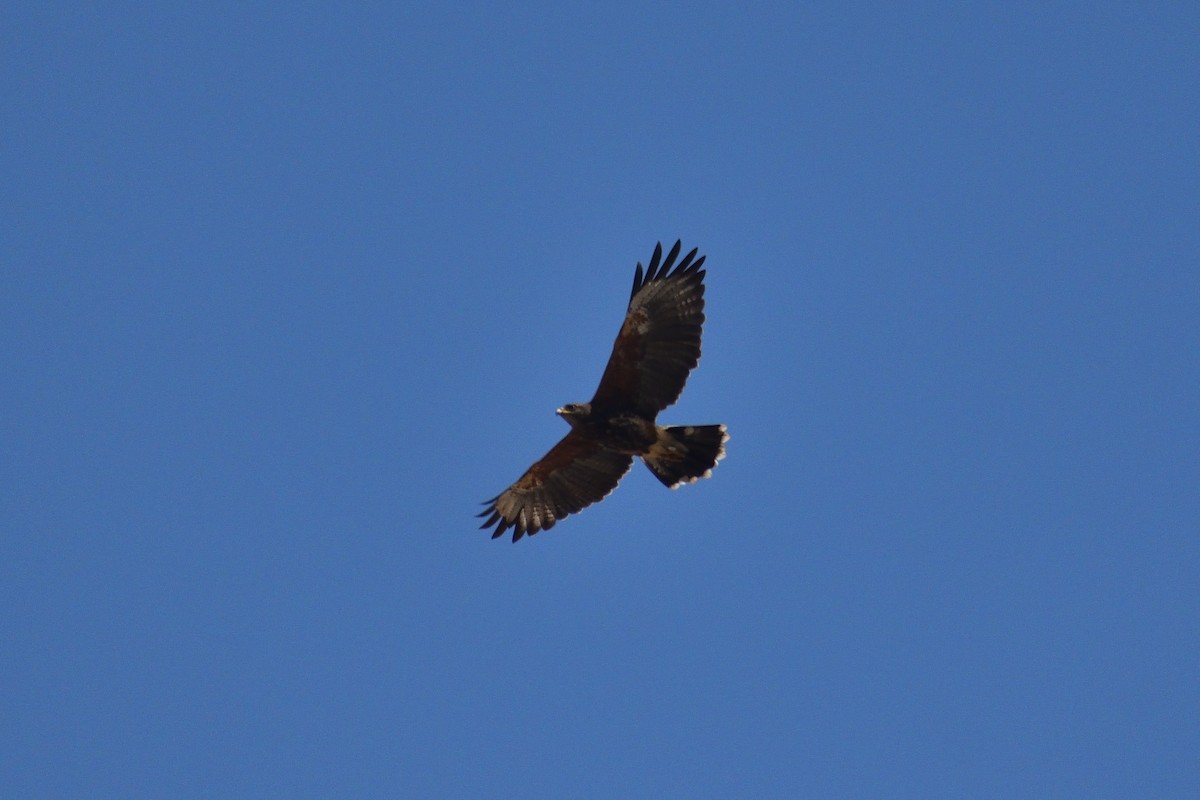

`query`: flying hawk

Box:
[478,240,728,541]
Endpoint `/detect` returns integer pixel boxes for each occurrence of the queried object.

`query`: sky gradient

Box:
[4,3,1198,797]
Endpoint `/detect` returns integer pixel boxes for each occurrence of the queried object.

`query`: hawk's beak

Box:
[555,407,567,416]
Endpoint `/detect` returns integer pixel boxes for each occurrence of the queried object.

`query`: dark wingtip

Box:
[661,240,682,275]
[677,247,701,275]
[635,240,705,296]
[644,242,664,283]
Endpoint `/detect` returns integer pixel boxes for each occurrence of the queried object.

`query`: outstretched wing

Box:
[591,240,707,417]
[477,431,633,542]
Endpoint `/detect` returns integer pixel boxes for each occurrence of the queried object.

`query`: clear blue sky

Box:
[4,3,1197,797]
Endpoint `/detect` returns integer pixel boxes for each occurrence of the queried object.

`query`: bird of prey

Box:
[478,240,728,541]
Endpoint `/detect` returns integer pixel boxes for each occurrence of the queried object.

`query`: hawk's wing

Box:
[590,240,707,417]
[477,430,633,542]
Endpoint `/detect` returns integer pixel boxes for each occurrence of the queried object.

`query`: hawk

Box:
[478,240,728,541]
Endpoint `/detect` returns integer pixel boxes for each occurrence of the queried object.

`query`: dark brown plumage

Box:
[478,241,728,541]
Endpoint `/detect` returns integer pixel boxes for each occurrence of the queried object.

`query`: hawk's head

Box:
[556,403,591,427]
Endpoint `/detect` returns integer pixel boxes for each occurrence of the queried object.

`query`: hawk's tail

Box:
[643,424,729,489]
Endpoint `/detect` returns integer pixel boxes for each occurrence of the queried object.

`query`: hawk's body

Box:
[478,241,728,541]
